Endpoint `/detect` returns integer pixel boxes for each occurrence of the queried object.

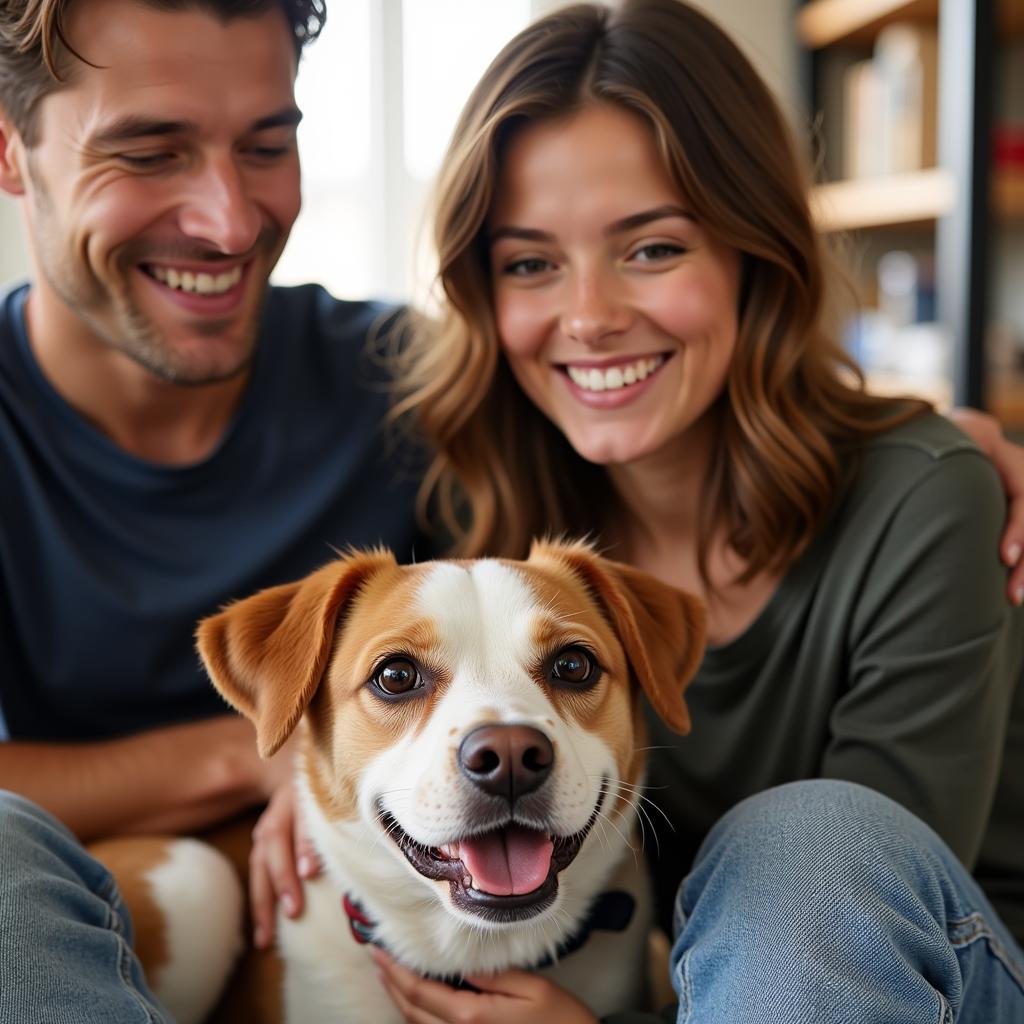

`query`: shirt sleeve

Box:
[822,448,1018,868]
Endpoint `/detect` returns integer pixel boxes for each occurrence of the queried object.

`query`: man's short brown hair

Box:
[0,0,326,145]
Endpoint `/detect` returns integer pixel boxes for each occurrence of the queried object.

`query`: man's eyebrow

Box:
[490,204,693,244]
[88,107,303,146]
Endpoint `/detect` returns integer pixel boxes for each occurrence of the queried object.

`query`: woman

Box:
[372,1,1024,1021]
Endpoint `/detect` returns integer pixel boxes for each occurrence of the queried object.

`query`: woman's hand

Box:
[249,775,321,949]
[372,948,599,1024]
[949,407,1024,604]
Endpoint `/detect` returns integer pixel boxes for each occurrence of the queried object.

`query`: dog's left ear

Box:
[196,550,397,758]
[534,541,705,734]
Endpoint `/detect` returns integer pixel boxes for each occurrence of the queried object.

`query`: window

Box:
[273,0,536,304]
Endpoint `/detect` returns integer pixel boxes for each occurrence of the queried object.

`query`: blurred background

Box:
[1,0,1020,430]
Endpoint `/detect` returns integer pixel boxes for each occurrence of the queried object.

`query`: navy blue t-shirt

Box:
[0,283,425,741]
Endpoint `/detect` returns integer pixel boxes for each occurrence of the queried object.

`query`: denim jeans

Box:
[3,784,1023,1023]
[671,780,1024,1023]
[0,791,172,1024]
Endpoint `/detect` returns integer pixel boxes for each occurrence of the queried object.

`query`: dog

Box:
[95,540,704,1022]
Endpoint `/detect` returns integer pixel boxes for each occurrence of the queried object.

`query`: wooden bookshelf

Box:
[798,0,1023,49]
[797,0,937,48]
[995,171,1024,222]
[989,372,1024,429]
[810,168,955,231]
[811,169,1024,232]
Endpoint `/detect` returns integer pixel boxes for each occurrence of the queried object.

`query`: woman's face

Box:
[489,103,741,468]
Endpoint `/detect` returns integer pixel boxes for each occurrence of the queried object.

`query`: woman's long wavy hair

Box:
[393,0,928,580]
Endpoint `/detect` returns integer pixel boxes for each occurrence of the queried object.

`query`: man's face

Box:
[17,0,302,384]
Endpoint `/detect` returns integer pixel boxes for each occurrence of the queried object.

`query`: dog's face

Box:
[197,541,703,942]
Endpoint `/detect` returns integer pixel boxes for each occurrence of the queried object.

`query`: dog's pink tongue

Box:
[458,826,554,896]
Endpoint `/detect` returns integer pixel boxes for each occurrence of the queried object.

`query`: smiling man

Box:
[0,1,424,1020]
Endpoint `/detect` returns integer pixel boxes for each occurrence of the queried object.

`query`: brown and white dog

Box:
[98,540,704,1022]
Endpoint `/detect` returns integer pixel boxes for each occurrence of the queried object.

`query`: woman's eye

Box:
[503,257,554,277]
[631,242,686,262]
[549,647,598,686]
[373,657,421,696]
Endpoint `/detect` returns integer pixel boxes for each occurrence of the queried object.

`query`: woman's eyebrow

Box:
[489,225,554,244]
[490,204,692,245]
[604,205,693,235]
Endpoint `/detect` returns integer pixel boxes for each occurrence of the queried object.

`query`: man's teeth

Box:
[148,265,242,295]
[567,355,666,393]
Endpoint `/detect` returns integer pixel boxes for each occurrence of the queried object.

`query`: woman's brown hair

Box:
[394,0,927,581]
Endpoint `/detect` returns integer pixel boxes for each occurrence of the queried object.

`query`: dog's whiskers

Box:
[590,775,675,833]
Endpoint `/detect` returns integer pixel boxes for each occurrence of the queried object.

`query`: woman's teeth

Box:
[147,265,242,295]
[567,355,666,392]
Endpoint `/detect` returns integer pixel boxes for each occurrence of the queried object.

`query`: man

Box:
[0,0,423,1018]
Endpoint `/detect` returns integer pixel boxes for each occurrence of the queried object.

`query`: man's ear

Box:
[196,549,397,758]
[0,111,27,196]
[531,540,706,735]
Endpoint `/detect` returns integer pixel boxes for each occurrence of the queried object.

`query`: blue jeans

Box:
[671,780,1024,1023]
[0,791,172,1023]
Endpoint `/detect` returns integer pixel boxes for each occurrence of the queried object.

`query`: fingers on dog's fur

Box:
[529,539,706,734]
[196,550,397,757]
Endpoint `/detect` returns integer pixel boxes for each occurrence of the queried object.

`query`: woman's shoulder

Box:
[861,409,986,464]
[837,409,1003,543]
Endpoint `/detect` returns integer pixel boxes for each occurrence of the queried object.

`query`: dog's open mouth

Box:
[379,792,604,922]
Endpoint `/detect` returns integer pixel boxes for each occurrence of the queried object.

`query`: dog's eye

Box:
[373,657,421,696]
[550,647,597,686]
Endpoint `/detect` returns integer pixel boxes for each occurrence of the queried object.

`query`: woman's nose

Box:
[560,269,631,347]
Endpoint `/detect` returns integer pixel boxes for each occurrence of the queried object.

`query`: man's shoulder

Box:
[0,281,29,336]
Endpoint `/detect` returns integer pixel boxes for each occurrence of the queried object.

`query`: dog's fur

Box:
[95,541,704,1022]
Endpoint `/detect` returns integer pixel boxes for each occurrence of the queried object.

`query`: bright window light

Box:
[402,0,531,182]
[273,1,534,302]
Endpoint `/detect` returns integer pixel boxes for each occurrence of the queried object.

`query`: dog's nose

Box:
[458,725,554,802]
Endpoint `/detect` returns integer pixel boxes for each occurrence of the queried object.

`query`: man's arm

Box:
[0,714,286,841]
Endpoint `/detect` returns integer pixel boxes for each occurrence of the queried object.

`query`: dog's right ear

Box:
[196,550,396,758]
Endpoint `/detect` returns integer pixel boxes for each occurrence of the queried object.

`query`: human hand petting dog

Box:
[372,948,599,1024]
[250,741,321,949]
[949,407,1024,604]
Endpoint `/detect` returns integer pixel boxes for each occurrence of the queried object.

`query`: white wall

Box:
[0,203,28,287]
[687,0,798,118]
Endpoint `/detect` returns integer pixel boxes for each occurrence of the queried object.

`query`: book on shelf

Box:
[842,22,937,179]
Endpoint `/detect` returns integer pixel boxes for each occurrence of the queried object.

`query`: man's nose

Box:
[560,268,631,347]
[177,157,262,255]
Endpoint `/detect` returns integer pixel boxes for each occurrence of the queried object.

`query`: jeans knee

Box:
[702,780,933,875]
[681,780,964,938]
[0,790,74,856]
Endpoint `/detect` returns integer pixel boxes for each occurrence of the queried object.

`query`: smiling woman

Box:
[389,2,1024,1023]
[490,104,740,470]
